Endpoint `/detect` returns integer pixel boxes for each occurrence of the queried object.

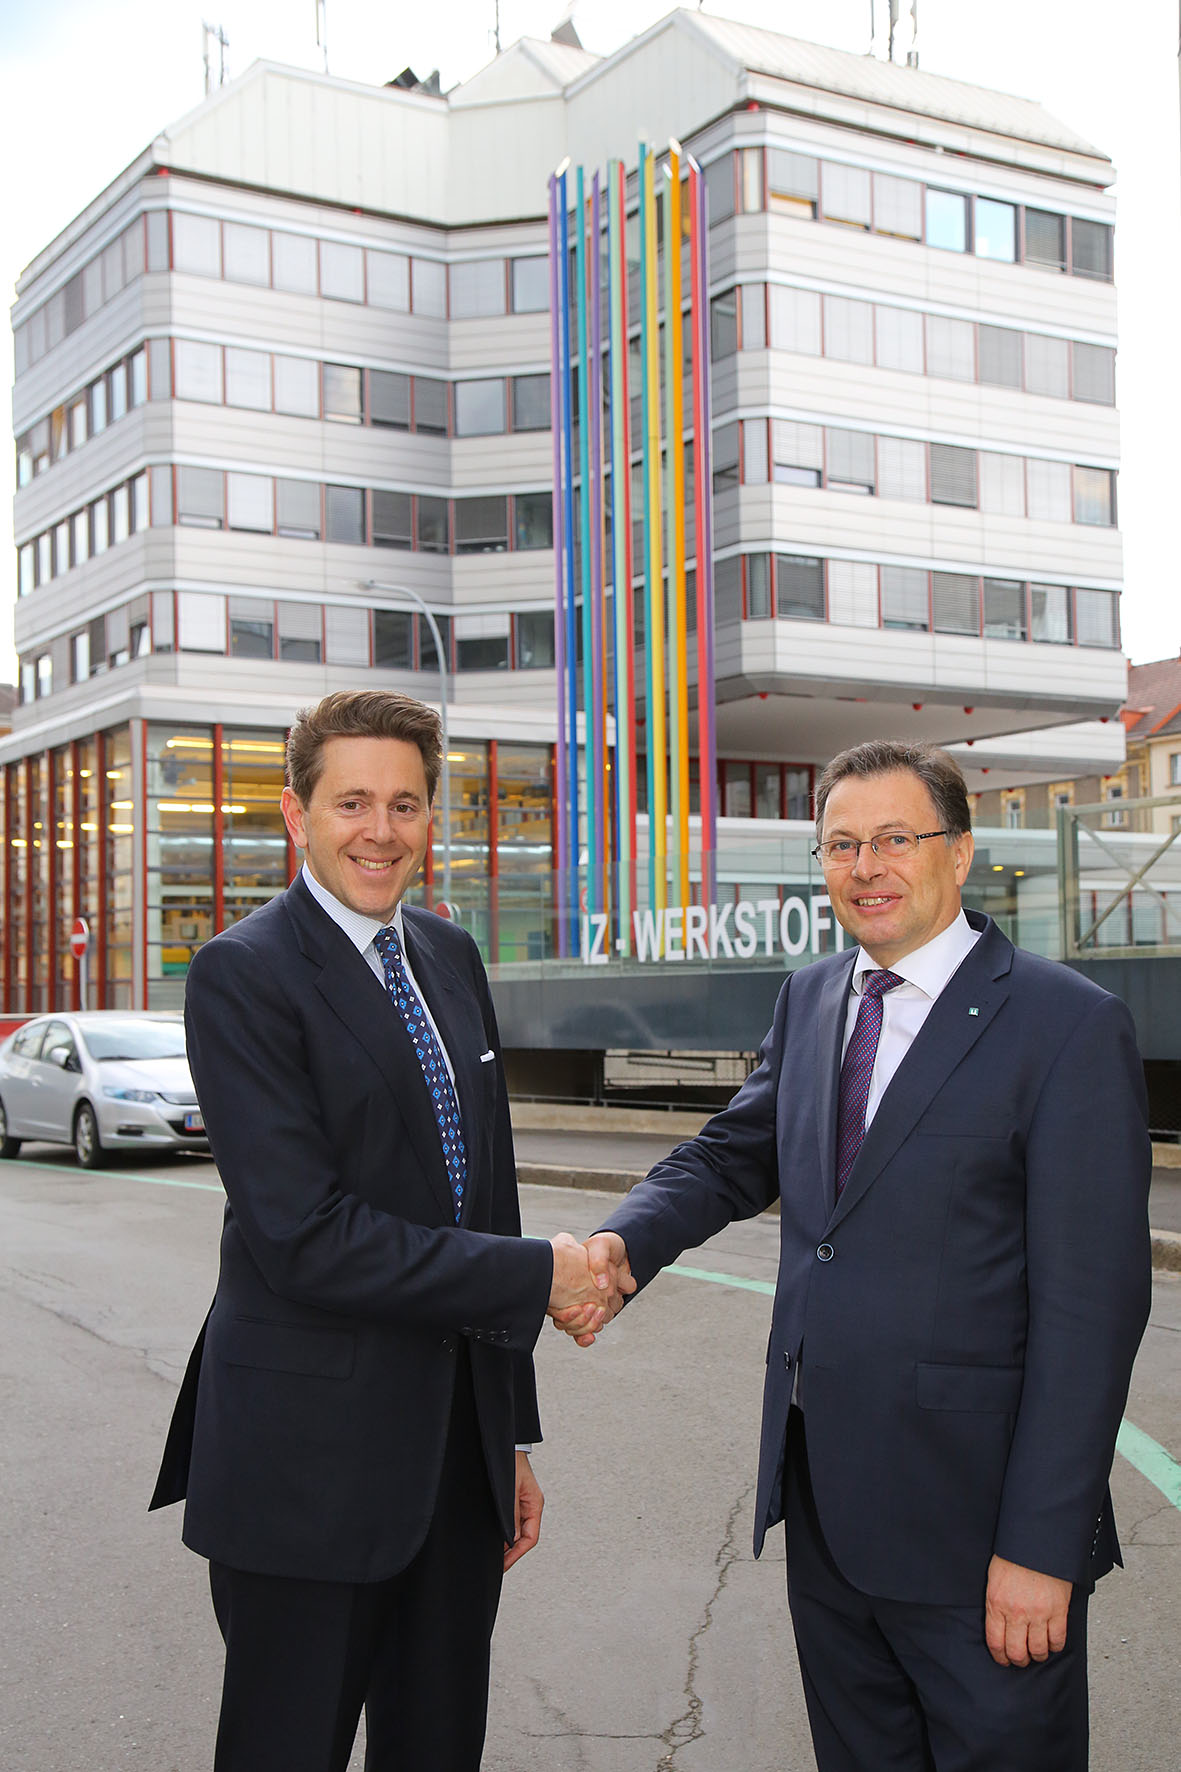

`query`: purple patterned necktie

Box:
[375,925,467,1223]
[834,970,903,1198]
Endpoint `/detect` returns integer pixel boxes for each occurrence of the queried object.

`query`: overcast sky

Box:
[2,0,1178,685]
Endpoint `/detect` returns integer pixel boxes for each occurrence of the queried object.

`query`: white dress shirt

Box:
[843,910,981,1131]
[300,863,458,1094]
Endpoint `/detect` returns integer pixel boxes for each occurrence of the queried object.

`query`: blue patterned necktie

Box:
[834,969,903,1198]
[374,925,467,1223]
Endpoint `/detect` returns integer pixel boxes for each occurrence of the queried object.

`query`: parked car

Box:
[0,1011,209,1169]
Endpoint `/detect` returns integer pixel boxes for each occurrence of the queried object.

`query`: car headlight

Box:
[102,1087,161,1103]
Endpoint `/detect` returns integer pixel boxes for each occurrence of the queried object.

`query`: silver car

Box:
[0,1011,209,1169]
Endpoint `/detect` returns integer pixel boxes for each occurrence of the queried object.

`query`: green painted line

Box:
[666,1262,775,1297]
[3,1157,222,1193]
[1116,1418,1181,1512]
[663,1262,1181,1512]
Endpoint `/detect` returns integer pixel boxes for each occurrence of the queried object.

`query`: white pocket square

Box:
[479,1050,496,1063]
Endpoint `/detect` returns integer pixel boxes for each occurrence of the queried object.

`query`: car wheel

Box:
[0,1096,21,1159]
[74,1101,103,1170]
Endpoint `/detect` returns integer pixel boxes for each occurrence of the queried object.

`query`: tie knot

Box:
[862,969,903,999]
[375,925,402,964]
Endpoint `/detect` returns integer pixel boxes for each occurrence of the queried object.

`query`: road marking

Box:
[2,1157,223,1193]
[665,1261,1181,1514]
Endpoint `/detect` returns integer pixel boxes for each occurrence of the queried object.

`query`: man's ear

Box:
[280,785,307,851]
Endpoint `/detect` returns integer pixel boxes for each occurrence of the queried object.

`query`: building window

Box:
[1071,219,1113,280]
[876,435,925,502]
[1102,784,1126,827]
[983,578,1027,640]
[929,443,977,507]
[272,231,318,293]
[768,285,821,355]
[372,489,413,549]
[510,256,549,313]
[1075,589,1119,649]
[1072,343,1116,405]
[325,485,365,544]
[174,339,223,404]
[512,373,550,432]
[176,467,224,529]
[703,154,735,224]
[926,189,968,252]
[373,610,413,669]
[278,603,322,662]
[366,249,410,311]
[1025,333,1070,399]
[881,566,929,631]
[874,305,924,373]
[925,315,974,381]
[747,554,771,619]
[319,241,364,303]
[413,377,448,435]
[826,428,874,495]
[450,259,506,319]
[274,355,321,418]
[766,150,817,219]
[276,479,322,540]
[514,492,553,551]
[823,295,873,364]
[978,324,1023,388]
[743,418,768,484]
[515,611,554,668]
[370,370,410,429]
[932,573,979,635]
[873,173,922,240]
[415,496,449,554]
[455,614,510,671]
[978,451,1025,515]
[411,258,446,316]
[1073,466,1115,527]
[1026,459,1073,523]
[1168,753,1181,787]
[229,597,275,659]
[1030,583,1072,644]
[710,289,738,359]
[223,223,270,285]
[225,347,272,410]
[776,555,825,621]
[323,363,363,424]
[172,213,221,277]
[454,496,508,554]
[739,147,763,213]
[820,162,871,229]
[1004,800,1023,829]
[771,419,823,487]
[1023,209,1065,270]
[176,592,227,652]
[974,198,1016,262]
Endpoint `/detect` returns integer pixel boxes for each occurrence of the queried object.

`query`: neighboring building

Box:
[0,685,14,736]
[3,9,1127,1014]
[974,655,1181,833]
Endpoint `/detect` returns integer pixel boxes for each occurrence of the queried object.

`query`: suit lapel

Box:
[813,952,856,1211]
[283,880,456,1221]
[828,918,1014,1229]
[402,910,485,1225]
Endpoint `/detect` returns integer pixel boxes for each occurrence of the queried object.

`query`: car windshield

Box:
[81,1021,189,1061]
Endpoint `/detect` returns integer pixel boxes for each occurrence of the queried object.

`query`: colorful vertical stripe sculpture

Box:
[549,144,716,958]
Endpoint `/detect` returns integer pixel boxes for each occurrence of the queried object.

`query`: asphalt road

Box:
[0,1145,1178,1771]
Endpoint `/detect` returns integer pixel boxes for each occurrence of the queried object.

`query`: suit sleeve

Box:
[599,976,788,1287]
[184,931,553,1354]
[992,991,1152,1581]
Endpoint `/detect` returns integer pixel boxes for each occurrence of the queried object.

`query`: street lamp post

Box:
[363,580,452,907]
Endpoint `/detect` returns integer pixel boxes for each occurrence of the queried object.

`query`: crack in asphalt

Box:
[0,1271,182,1386]
[655,1478,756,1770]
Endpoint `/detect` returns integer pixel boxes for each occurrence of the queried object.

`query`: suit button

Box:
[784,1351,792,1370]
[441,1335,457,1353]
[816,1243,834,1262]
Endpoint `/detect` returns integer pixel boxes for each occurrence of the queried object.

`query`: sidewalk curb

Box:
[520,1164,1179,1267]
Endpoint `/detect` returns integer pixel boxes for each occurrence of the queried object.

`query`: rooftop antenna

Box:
[315,0,329,74]
[906,1,920,68]
[202,21,229,95]
[494,0,501,54]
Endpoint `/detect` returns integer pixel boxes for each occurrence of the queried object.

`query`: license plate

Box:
[184,1112,205,1133]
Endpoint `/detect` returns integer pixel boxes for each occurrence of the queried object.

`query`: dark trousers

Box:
[783,1409,1090,1772]
[209,1346,505,1772]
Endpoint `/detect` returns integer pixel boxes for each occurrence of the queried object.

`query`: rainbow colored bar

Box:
[549,145,717,959]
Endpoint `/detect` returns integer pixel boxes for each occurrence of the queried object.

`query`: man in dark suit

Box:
[152,688,622,1772]
[564,740,1151,1771]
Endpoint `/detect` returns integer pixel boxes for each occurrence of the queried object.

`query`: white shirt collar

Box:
[300,862,405,955]
[851,909,978,1001]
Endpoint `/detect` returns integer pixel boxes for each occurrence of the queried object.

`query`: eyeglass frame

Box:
[811,829,950,867]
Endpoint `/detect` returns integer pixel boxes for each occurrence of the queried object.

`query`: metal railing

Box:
[1058,795,1181,960]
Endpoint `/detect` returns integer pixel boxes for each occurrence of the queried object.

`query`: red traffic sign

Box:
[70,917,90,961]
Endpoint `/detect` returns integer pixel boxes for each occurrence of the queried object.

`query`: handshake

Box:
[547,1232,635,1348]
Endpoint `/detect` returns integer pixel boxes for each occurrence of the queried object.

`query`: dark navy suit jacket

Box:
[150,875,553,1583]
[603,911,1152,1605]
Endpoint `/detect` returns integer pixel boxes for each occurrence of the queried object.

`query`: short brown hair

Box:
[286,690,444,806]
[814,740,971,840]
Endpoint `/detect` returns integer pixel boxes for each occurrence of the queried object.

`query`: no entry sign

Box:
[70,917,90,961]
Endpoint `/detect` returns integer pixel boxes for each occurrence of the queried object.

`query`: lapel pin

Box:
[968,1006,979,1016]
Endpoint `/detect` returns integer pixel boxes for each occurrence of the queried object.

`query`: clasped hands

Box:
[547,1232,634,1347]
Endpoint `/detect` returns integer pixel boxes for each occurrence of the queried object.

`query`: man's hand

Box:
[550,1232,634,1348]
[503,1451,543,1571]
[984,1555,1072,1666]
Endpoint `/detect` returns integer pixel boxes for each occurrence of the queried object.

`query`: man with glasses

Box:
[565,739,1150,1771]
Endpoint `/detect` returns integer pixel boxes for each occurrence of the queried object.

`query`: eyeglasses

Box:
[812,830,949,868]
